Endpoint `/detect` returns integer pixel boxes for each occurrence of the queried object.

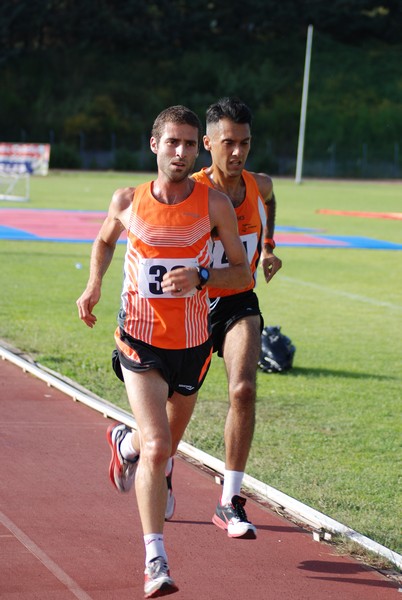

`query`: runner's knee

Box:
[229,379,256,407]
[141,436,172,467]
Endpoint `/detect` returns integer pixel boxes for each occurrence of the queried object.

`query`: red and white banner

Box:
[0,143,51,175]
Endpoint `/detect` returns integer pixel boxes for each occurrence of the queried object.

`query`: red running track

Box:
[0,358,399,599]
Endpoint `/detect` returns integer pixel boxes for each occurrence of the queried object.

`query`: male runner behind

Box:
[169,97,282,540]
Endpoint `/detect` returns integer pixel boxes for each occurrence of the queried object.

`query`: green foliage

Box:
[0,2,401,176]
[49,143,82,169]
[112,148,138,171]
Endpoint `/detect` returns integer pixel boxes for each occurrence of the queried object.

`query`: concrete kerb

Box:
[1,342,400,571]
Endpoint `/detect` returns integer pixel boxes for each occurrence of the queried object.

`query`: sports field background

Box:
[0,171,401,558]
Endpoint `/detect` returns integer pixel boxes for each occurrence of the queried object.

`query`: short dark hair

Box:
[206,97,253,127]
[152,105,203,150]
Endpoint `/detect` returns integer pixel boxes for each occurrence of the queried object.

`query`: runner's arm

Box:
[76,188,131,327]
[254,172,282,283]
[161,188,251,295]
[206,188,252,289]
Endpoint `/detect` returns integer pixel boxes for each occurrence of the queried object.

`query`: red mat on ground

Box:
[1,208,401,249]
[317,209,402,220]
[0,359,399,599]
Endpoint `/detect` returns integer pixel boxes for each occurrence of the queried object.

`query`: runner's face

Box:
[151,123,199,182]
[204,119,251,178]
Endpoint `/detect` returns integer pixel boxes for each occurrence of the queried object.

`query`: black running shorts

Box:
[112,329,213,398]
[209,290,264,357]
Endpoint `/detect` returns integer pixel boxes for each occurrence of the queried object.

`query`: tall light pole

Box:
[295,24,314,184]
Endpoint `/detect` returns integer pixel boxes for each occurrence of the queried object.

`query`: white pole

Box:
[295,25,314,184]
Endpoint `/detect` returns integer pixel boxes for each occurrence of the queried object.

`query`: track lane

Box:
[0,359,398,599]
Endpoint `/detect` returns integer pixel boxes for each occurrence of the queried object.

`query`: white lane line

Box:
[0,510,93,600]
[280,275,402,311]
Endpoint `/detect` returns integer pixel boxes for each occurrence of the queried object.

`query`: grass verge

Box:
[0,172,401,556]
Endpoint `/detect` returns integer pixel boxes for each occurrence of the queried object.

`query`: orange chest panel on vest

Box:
[119,181,212,349]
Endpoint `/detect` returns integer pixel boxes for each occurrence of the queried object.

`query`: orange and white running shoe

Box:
[106,423,138,493]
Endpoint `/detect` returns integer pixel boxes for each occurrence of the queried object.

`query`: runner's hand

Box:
[261,253,282,283]
[76,287,100,328]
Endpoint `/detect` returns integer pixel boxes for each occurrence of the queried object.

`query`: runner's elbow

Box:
[240,264,253,287]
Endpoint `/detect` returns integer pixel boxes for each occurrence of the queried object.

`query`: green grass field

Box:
[0,171,401,557]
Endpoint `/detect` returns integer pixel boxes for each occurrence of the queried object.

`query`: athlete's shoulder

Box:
[110,186,136,215]
[247,171,273,201]
[207,187,234,230]
[208,186,230,203]
[191,167,209,184]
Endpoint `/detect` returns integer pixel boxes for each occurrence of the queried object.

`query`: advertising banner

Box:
[0,143,51,175]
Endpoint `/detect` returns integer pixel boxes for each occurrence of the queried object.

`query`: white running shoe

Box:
[212,495,257,539]
[144,556,178,598]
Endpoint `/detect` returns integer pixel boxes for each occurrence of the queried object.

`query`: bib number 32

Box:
[138,257,197,298]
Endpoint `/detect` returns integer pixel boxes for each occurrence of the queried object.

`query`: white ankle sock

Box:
[144,533,167,565]
[221,470,244,505]
[120,431,139,461]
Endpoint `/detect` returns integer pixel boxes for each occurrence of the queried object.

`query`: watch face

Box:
[196,267,209,289]
[200,267,209,281]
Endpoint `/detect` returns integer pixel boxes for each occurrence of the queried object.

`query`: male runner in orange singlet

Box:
[171,97,282,540]
[76,105,251,598]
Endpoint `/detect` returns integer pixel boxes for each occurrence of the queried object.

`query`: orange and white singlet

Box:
[192,168,267,298]
[116,181,212,350]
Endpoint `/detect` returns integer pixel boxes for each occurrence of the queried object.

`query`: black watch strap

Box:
[196,266,210,290]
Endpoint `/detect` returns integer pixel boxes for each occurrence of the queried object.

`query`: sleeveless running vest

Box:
[192,168,267,298]
[116,181,212,349]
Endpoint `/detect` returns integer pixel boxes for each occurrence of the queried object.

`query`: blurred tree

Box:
[0,1,400,173]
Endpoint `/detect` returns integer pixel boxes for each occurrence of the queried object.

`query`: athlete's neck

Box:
[204,167,245,207]
[151,178,194,205]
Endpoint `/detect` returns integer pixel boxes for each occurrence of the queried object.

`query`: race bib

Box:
[211,233,257,268]
[137,257,198,298]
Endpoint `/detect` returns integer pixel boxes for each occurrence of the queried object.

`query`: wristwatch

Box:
[196,266,210,290]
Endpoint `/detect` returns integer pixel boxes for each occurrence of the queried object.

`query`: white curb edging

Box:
[1,343,400,570]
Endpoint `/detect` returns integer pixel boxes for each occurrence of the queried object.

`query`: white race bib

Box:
[211,233,257,269]
[137,257,198,298]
